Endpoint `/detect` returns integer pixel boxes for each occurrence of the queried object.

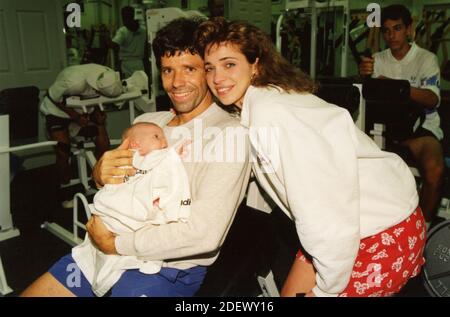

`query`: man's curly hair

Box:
[152,17,206,69]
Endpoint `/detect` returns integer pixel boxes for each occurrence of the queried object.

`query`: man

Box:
[21,18,250,297]
[359,4,444,224]
[108,6,149,78]
[40,64,122,187]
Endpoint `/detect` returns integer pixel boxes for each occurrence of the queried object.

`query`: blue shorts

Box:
[49,254,206,297]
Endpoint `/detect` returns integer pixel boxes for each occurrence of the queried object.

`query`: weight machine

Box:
[275,0,350,79]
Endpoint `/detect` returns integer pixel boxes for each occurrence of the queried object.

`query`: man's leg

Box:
[111,266,207,297]
[401,136,444,222]
[91,110,110,159]
[49,129,72,185]
[21,254,95,297]
[20,272,76,297]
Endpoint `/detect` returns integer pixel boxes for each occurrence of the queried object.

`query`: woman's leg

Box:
[280,257,316,297]
[281,207,426,297]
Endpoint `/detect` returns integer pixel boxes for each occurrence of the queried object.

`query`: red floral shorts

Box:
[296,207,426,297]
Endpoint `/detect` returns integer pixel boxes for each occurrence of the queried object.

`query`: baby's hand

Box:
[176,140,192,159]
[153,197,160,208]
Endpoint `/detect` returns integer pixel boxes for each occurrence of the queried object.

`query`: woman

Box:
[195,17,425,297]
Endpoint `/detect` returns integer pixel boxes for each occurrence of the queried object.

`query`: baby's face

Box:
[128,125,168,155]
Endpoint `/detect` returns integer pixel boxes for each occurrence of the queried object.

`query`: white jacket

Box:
[72,147,191,296]
[242,85,418,297]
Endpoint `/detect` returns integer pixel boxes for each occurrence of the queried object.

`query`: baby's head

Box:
[123,122,168,155]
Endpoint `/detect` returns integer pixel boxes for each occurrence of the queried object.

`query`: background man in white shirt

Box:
[40,64,122,186]
[107,6,149,78]
[359,4,444,224]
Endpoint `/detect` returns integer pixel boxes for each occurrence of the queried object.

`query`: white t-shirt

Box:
[373,42,442,139]
[112,26,146,61]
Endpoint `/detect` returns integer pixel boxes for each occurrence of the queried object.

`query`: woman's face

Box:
[204,42,258,108]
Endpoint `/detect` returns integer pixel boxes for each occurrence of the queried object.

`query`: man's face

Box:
[381,18,412,52]
[160,51,210,114]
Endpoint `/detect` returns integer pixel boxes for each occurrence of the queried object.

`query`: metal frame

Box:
[0,114,58,295]
[275,0,350,79]
[42,193,92,247]
[257,270,280,297]
[0,115,57,242]
[42,98,126,243]
[65,89,142,125]
[0,255,12,296]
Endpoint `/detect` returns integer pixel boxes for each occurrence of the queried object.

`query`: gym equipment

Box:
[0,86,42,243]
[0,254,12,296]
[275,0,350,79]
[362,78,424,147]
[363,78,420,176]
[316,77,361,116]
[0,115,57,295]
[42,93,133,242]
[42,192,92,247]
[423,219,450,297]
[65,85,144,125]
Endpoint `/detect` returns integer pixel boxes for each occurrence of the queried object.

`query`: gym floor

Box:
[0,165,430,297]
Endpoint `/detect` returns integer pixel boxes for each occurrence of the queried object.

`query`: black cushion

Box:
[0,86,40,142]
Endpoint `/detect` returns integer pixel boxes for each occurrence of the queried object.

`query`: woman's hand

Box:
[86,215,117,255]
[92,139,136,188]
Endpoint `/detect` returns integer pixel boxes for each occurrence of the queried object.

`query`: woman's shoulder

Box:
[247,85,282,99]
[247,85,322,110]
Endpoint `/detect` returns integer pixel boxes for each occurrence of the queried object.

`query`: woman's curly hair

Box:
[195,17,316,94]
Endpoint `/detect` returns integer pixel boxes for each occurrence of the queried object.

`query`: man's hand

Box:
[359,56,375,77]
[92,138,136,188]
[75,114,89,127]
[91,108,107,125]
[86,215,118,255]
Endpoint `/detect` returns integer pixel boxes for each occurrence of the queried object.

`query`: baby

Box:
[124,122,168,156]
[72,122,192,296]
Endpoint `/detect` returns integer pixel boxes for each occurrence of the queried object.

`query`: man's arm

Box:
[358,56,375,77]
[105,26,123,50]
[411,54,441,110]
[105,130,250,260]
[91,139,135,188]
[410,87,439,109]
[105,37,120,50]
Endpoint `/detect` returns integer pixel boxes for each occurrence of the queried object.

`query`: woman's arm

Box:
[257,103,361,297]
